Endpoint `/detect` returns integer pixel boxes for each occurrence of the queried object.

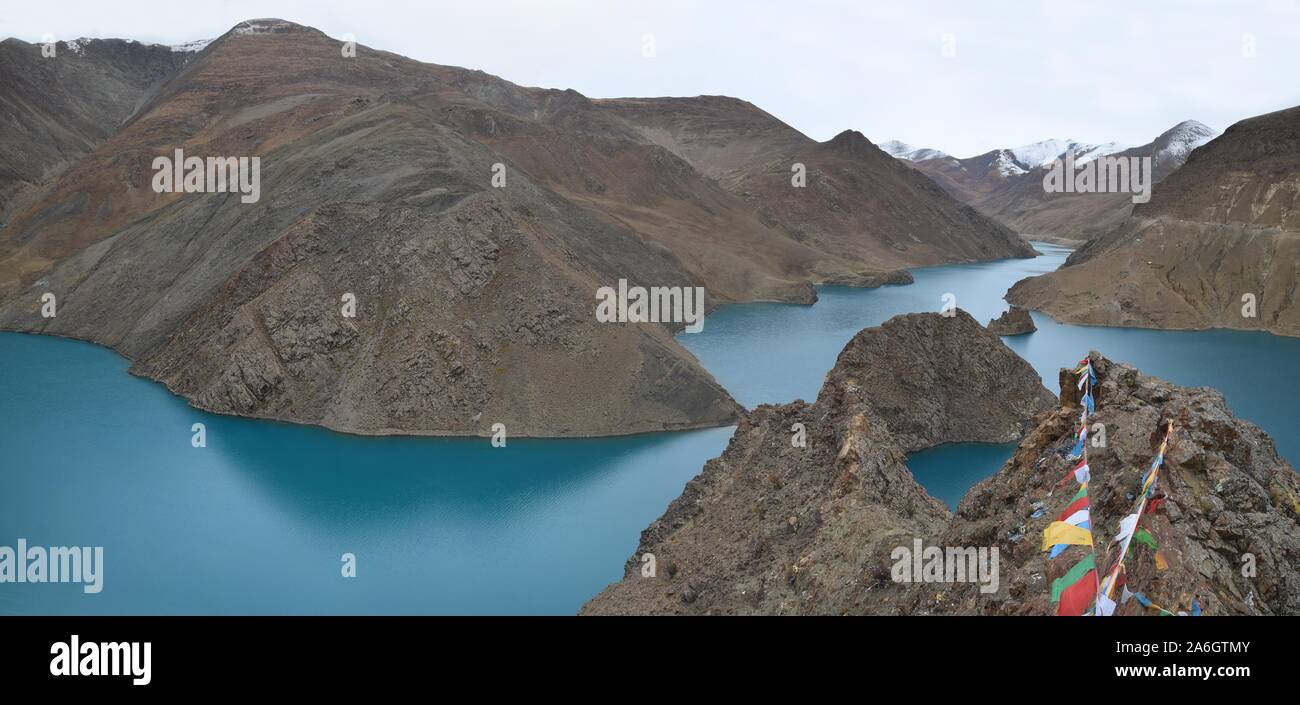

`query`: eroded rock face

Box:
[134,196,742,437]
[826,310,1055,452]
[580,311,1056,614]
[987,306,1036,335]
[900,353,1300,616]
[582,333,1300,615]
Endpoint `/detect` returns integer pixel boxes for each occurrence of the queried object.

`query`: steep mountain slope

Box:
[0,19,1030,436]
[1007,107,1300,337]
[582,330,1300,615]
[600,98,1035,268]
[0,20,740,436]
[890,121,1217,242]
[0,37,193,242]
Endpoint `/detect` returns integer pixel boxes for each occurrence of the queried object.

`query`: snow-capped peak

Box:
[1073,141,1129,164]
[997,138,1129,171]
[1152,120,1218,165]
[169,38,214,53]
[992,151,1028,176]
[232,19,298,35]
[879,140,950,162]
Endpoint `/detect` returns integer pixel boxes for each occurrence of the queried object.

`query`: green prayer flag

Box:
[1050,552,1095,603]
[1133,528,1157,550]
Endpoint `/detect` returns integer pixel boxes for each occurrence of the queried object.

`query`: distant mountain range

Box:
[1008,105,1300,337]
[882,121,1219,241]
[0,19,1029,437]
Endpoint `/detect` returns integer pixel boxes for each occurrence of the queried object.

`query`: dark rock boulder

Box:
[825,309,1055,452]
[987,306,1036,335]
[580,310,1055,614]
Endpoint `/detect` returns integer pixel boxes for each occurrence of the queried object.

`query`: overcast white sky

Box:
[4,0,1298,156]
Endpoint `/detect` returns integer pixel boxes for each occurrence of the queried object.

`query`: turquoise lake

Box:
[2,243,1296,613]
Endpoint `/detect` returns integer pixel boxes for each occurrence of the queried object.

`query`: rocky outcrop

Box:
[580,311,1056,614]
[582,334,1300,614]
[822,310,1055,452]
[896,353,1300,616]
[1007,106,1300,336]
[986,306,1036,335]
[822,269,914,288]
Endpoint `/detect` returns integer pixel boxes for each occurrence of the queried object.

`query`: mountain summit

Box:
[884,121,1218,241]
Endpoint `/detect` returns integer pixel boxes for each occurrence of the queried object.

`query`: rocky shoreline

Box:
[0,20,1032,438]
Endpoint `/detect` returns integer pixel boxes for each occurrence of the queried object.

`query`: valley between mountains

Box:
[0,19,1030,437]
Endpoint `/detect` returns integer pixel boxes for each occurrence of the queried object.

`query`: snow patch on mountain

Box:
[1152,120,1218,166]
[992,151,1027,176]
[879,140,950,162]
[169,39,214,53]
[1074,141,1129,164]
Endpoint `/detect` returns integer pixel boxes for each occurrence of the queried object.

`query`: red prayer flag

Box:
[1056,568,1098,616]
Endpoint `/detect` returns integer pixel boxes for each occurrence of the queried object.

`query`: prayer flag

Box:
[1043,521,1093,550]
[1051,554,1097,616]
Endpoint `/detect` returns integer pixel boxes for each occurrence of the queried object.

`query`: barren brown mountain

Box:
[581,311,1057,615]
[0,37,192,234]
[0,19,1030,436]
[1007,106,1300,337]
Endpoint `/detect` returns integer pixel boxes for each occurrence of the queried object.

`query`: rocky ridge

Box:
[580,310,1056,614]
[582,323,1300,614]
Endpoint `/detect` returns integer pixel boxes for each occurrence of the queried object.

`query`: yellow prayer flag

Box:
[1155,551,1168,571]
[1042,521,1094,551]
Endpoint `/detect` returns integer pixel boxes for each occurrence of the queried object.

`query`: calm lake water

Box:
[679,243,1300,507]
[2,243,1296,613]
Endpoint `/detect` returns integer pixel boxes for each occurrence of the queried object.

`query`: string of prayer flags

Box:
[1130,591,1177,616]
[1070,459,1089,485]
[1096,590,1117,617]
[1113,513,1139,544]
[1047,485,1092,558]
[1098,421,1175,614]
[1069,418,1087,458]
[1039,355,1103,615]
